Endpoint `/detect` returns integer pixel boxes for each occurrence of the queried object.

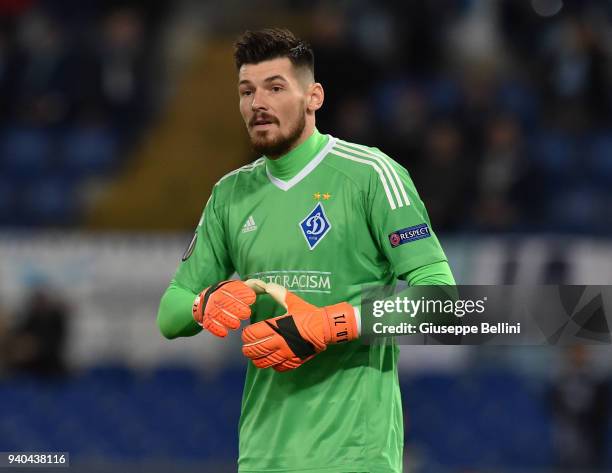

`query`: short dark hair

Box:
[233,28,314,76]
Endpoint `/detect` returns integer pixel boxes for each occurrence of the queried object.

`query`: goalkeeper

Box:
[157,28,455,473]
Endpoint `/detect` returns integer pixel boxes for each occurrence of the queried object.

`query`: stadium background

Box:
[1,0,611,471]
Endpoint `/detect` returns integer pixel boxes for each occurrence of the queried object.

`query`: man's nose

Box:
[251,89,268,111]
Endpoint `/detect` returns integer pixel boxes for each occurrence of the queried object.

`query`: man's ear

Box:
[307,83,324,112]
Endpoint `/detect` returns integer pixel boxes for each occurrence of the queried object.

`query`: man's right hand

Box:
[192,281,256,337]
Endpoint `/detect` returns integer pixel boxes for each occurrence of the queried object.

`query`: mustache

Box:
[249,113,279,127]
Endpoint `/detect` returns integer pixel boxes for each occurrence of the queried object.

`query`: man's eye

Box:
[272,86,283,92]
[241,90,252,97]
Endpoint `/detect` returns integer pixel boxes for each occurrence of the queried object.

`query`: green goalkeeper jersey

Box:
[158,128,451,472]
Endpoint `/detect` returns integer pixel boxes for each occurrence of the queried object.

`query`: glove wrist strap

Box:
[323,302,358,344]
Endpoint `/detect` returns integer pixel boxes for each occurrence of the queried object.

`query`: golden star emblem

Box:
[322,193,331,200]
[313,192,321,200]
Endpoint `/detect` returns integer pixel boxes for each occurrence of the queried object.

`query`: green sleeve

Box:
[157,186,234,339]
[399,260,456,286]
[398,260,459,330]
[366,153,448,275]
[157,279,202,339]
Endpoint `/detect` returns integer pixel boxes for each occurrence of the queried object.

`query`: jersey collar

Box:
[265,128,336,191]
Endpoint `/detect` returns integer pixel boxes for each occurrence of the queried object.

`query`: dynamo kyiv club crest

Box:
[300,202,332,250]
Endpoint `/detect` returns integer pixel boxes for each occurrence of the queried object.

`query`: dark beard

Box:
[250,112,306,158]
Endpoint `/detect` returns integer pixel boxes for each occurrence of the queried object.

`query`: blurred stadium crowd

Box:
[0,0,166,226]
[1,0,612,472]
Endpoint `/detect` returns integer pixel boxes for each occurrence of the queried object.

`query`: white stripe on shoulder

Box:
[335,141,405,208]
[337,140,410,206]
[330,147,397,210]
[216,157,265,185]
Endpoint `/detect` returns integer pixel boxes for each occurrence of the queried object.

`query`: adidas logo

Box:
[242,215,257,233]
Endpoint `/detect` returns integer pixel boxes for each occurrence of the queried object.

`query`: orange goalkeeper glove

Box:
[193,280,256,337]
[241,280,359,371]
